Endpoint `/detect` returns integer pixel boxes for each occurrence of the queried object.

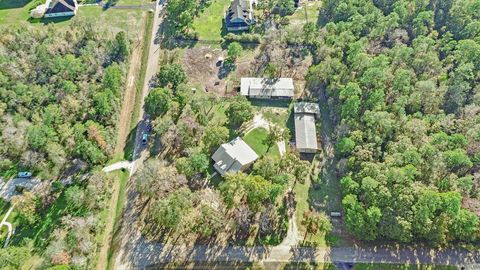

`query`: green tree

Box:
[113,31,130,62]
[152,188,193,231]
[145,88,173,118]
[157,63,187,89]
[227,42,243,62]
[301,211,332,243]
[226,95,254,127]
[202,125,229,153]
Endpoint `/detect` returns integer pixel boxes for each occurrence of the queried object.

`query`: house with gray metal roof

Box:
[240,77,294,99]
[225,0,254,31]
[294,102,320,153]
[212,137,259,176]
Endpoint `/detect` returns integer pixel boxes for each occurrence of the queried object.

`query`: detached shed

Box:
[294,102,320,154]
[240,78,294,99]
[212,137,259,176]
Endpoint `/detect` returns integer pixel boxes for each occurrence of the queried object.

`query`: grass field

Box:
[192,0,230,41]
[0,0,38,25]
[354,264,456,270]
[0,0,147,40]
[243,127,280,158]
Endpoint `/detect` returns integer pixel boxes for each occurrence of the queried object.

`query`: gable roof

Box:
[240,78,294,97]
[46,0,76,14]
[226,0,252,25]
[212,137,259,176]
[294,113,318,152]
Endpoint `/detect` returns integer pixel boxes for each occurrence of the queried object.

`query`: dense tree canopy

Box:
[304,0,480,245]
[0,24,128,178]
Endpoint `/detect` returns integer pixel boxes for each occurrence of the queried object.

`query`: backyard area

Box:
[192,0,230,41]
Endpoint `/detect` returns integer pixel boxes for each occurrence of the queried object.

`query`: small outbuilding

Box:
[212,137,259,176]
[240,77,294,99]
[225,0,255,31]
[294,102,320,154]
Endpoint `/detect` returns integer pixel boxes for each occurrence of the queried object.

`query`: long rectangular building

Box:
[240,78,294,99]
[294,102,319,153]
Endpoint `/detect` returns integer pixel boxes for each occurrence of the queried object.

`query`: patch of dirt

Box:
[181,46,227,96]
[113,16,146,155]
[463,197,480,216]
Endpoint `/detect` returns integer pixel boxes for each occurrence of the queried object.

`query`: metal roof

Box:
[212,137,259,176]
[240,78,294,97]
[294,102,320,115]
[294,114,318,152]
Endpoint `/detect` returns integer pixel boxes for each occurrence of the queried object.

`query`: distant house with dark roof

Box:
[294,102,320,154]
[240,78,294,99]
[225,0,254,31]
[44,0,78,18]
[212,137,259,176]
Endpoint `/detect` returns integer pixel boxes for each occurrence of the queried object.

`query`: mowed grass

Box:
[192,0,230,41]
[0,2,147,41]
[243,127,280,158]
[0,0,38,25]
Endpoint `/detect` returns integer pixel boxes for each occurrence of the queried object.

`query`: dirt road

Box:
[96,11,148,270]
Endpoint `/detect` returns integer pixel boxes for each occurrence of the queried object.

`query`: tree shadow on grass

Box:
[27,15,73,25]
[0,0,32,9]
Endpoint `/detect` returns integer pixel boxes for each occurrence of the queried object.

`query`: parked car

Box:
[146,123,153,132]
[17,172,32,178]
[142,133,148,145]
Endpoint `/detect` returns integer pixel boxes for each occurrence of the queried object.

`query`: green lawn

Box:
[0,2,147,41]
[242,127,280,158]
[0,0,38,25]
[192,0,230,41]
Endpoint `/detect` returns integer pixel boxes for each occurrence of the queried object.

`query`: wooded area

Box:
[302,0,480,245]
[0,23,130,268]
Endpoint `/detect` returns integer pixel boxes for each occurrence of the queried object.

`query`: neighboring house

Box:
[225,0,254,31]
[240,77,294,99]
[294,102,320,153]
[212,137,259,176]
[31,0,78,18]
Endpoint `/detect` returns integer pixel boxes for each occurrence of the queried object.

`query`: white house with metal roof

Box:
[294,102,320,153]
[240,77,294,99]
[212,137,259,176]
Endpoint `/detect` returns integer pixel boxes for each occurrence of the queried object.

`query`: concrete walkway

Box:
[0,206,14,248]
[102,161,133,173]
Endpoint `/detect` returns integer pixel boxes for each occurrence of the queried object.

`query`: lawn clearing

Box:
[287,0,322,25]
[242,127,280,158]
[1,3,147,41]
[192,0,230,41]
[0,0,38,25]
